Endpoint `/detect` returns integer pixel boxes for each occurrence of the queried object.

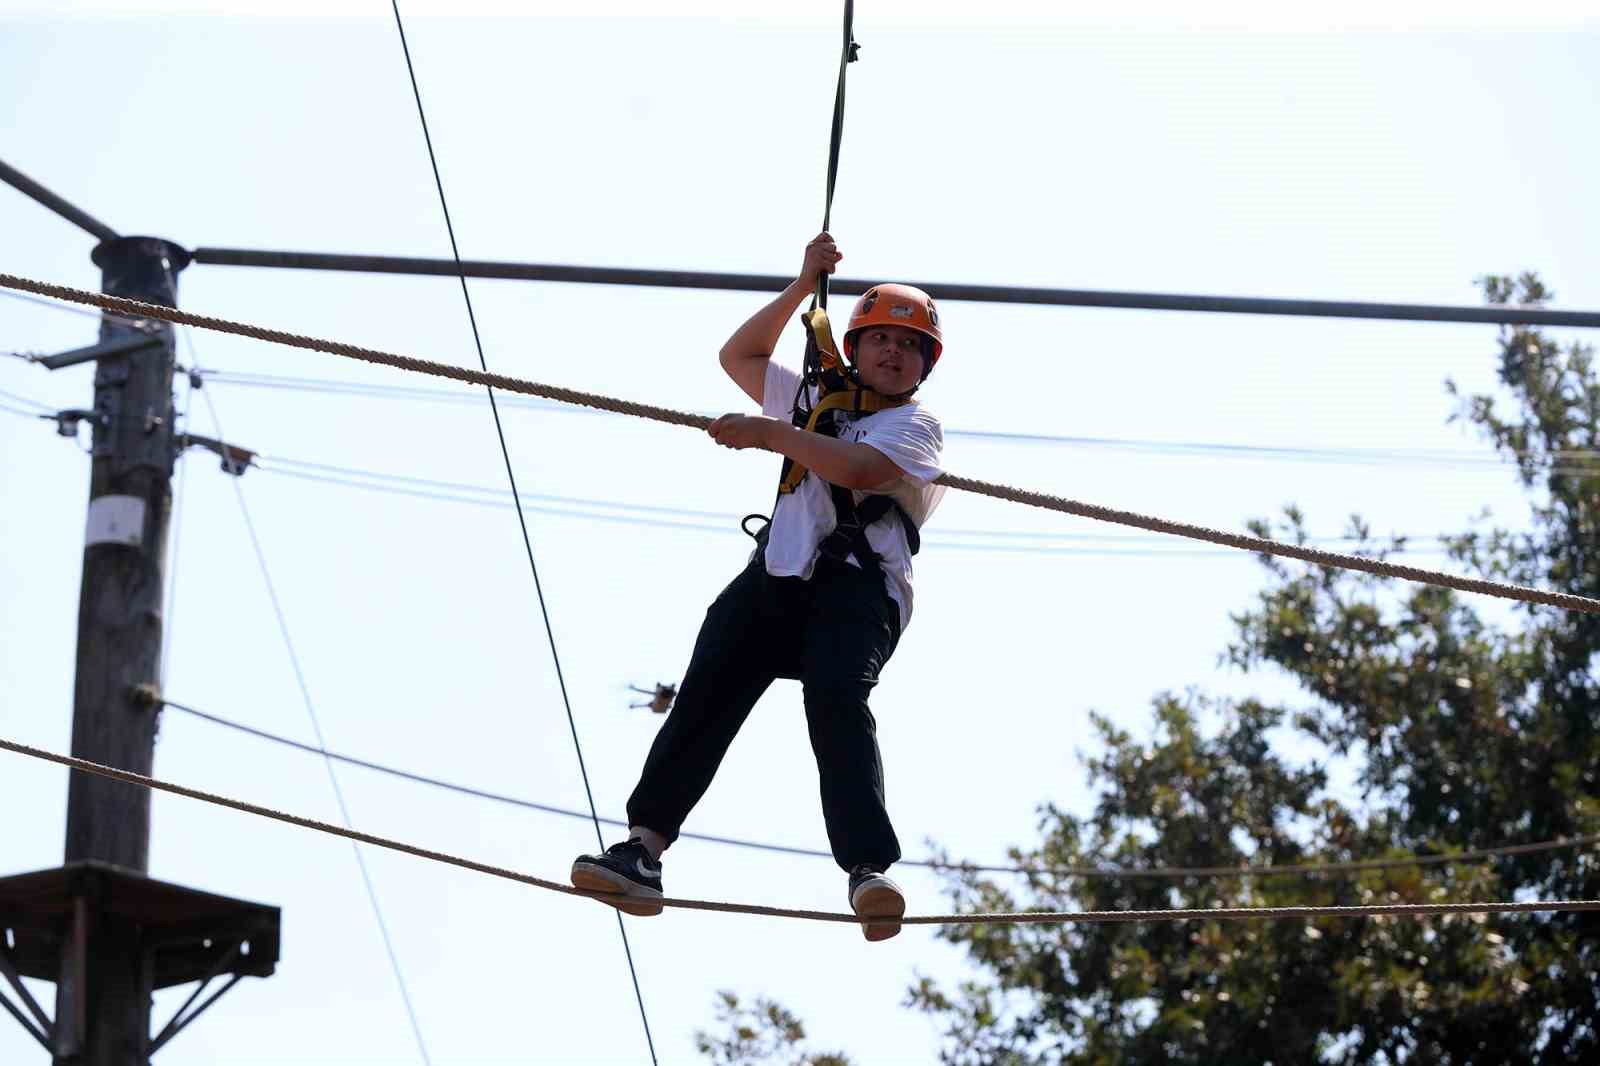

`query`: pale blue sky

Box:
[3,7,1598,1065]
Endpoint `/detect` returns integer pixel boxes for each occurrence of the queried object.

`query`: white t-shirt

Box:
[758,360,946,631]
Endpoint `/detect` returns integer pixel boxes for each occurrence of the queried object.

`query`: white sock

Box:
[628,826,668,863]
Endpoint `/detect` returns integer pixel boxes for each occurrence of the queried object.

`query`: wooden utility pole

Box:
[0,235,279,1066]
[56,236,184,1063]
[63,236,186,873]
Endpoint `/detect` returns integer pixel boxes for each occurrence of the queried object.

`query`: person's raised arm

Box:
[718,233,842,405]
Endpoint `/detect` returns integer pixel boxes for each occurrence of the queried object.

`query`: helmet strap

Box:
[835,336,930,401]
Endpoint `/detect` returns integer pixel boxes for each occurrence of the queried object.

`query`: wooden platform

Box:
[0,860,279,990]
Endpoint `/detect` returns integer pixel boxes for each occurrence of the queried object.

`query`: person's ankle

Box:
[628,826,668,863]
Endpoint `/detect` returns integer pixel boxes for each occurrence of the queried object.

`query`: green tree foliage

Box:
[904,274,1599,1064]
[695,991,854,1066]
[700,275,1598,1065]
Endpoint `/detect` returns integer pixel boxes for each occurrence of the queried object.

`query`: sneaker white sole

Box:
[571,862,664,917]
[851,882,906,942]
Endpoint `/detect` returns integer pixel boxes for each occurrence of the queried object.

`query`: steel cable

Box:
[186,339,435,1066]
[384,2,657,1059]
[198,368,1600,476]
[159,694,1600,881]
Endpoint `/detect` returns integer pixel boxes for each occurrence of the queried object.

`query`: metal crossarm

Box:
[0,158,119,242]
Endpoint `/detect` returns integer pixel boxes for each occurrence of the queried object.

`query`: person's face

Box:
[852,325,927,396]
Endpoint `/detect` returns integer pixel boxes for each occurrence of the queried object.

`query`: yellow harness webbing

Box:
[777,306,909,495]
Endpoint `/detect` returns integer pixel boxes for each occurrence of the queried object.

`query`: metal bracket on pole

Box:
[147,938,249,1056]
[36,333,162,372]
[45,408,107,440]
[0,942,53,1050]
[0,986,50,1050]
[177,433,254,476]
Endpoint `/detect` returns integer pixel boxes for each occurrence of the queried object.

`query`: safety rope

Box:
[6,271,1596,614]
[158,694,1600,881]
[816,0,858,310]
[2,737,1594,927]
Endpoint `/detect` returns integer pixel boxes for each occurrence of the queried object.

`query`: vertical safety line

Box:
[385,5,658,1062]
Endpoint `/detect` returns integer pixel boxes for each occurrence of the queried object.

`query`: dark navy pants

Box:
[626,554,903,872]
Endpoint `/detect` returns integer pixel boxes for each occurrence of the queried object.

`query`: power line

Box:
[3,286,104,321]
[384,3,657,1060]
[263,462,731,534]
[157,694,1600,881]
[267,454,733,522]
[253,454,1456,559]
[164,696,860,862]
[190,353,436,1066]
[0,398,1456,558]
[0,284,170,335]
[0,400,44,420]
[200,368,1600,474]
[0,385,52,413]
[264,464,1443,558]
[202,369,578,415]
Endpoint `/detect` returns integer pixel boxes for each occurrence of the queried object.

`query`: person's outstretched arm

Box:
[718,232,841,404]
[710,415,907,490]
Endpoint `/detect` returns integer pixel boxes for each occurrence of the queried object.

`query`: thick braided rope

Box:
[5,271,1597,615]
[0,273,709,431]
[4,737,1598,927]
[934,474,1600,611]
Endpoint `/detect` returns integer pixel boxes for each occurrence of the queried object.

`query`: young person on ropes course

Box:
[571,231,947,941]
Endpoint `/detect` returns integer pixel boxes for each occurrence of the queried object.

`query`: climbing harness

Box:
[761,324,924,573]
[745,388,925,575]
[781,283,944,495]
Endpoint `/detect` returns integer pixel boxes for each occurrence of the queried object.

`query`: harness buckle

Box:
[816,527,861,566]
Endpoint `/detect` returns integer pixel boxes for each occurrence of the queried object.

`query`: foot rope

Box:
[4,737,1596,928]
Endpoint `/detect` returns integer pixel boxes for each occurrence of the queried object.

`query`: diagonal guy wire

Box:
[186,345,435,1066]
[383,4,657,1062]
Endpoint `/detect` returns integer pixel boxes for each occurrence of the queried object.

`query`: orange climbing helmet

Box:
[841,283,943,372]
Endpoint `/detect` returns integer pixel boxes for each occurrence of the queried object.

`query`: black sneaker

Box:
[847,864,905,942]
[571,840,664,917]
